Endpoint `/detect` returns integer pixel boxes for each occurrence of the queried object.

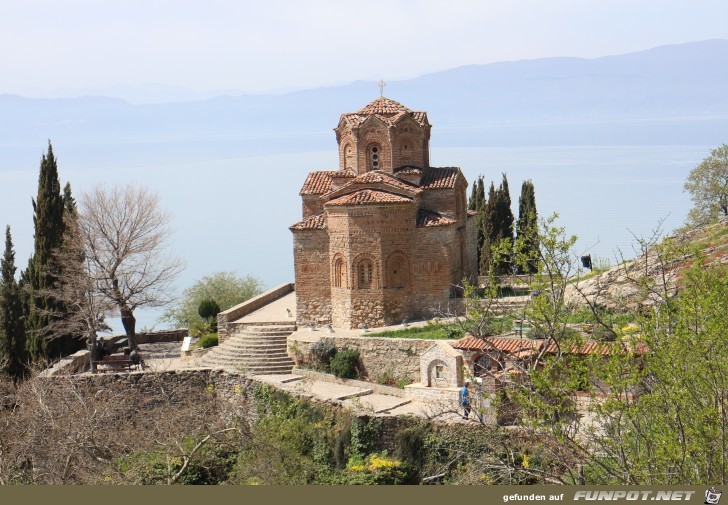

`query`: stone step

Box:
[202,354,294,365]
[200,361,294,374]
[232,335,288,344]
[229,334,290,341]
[233,321,296,330]
[208,352,292,363]
[243,325,296,332]
[223,340,289,349]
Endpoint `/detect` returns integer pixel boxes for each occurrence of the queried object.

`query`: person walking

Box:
[460,382,471,419]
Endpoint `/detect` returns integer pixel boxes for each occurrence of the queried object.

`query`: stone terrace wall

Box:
[289,333,456,383]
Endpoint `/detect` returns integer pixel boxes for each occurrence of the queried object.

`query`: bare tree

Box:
[40,217,116,370]
[78,185,183,349]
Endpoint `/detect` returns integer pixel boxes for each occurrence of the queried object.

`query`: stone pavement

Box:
[236,291,297,324]
[138,340,472,423]
[253,373,469,422]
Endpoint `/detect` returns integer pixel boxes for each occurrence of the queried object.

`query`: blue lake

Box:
[0,143,712,333]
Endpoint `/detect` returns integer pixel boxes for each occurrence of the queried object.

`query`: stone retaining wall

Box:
[289,332,456,383]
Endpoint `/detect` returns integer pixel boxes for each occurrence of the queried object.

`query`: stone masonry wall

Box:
[289,333,456,383]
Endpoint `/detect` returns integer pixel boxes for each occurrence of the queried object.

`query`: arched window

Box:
[357,259,374,289]
[368,144,380,171]
[386,253,409,289]
[343,143,355,170]
[333,257,346,288]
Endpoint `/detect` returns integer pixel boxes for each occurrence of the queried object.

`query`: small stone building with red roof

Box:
[290,97,478,329]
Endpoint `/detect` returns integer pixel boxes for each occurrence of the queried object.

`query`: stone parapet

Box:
[217,283,295,342]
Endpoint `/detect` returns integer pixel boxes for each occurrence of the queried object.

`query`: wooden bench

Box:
[93,354,143,373]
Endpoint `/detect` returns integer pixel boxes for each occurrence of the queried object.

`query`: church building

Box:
[290,97,477,329]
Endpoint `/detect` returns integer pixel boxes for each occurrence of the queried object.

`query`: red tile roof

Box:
[356,97,413,116]
[394,166,423,176]
[417,210,456,227]
[453,337,540,353]
[333,169,357,178]
[326,189,412,206]
[341,98,428,128]
[467,210,478,217]
[452,336,648,356]
[300,171,336,196]
[290,214,326,231]
[345,170,421,193]
[420,167,461,189]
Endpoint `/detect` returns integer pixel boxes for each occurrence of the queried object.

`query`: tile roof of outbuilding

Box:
[290,214,326,231]
[326,189,412,206]
[452,337,540,353]
[452,336,649,356]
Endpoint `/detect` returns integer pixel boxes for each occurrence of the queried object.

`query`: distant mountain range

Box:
[2,39,727,168]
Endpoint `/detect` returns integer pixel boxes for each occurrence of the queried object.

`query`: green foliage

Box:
[116,432,237,484]
[310,337,337,371]
[162,271,263,333]
[197,298,220,332]
[585,259,728,484]
[370,322,463,339]
[25,141,80,361]
[197,298,220,320]
[329,348,360,379]
[478,174,516,275]
[198,333,218,349]
[684,143,728,225]
[515,179,539,274]
[350,416,382,458]
[395,423,429,464]
[0,226,26,379]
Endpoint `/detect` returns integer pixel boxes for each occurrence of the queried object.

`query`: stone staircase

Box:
[198,322,296,374]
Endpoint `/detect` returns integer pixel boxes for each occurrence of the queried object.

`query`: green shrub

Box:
[199,333,219,349]
[310,337,337,371]
[329,348,360,379]
[198,298,221,320]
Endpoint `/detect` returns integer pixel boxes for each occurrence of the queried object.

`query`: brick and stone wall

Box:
[288,332,459,383]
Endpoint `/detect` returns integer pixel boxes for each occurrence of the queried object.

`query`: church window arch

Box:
[386,252,409,289]
[342,142,355,171]
[353,254,378,289]
[358,259,373,288]
[332,255,347,288]
[364,141,383,172]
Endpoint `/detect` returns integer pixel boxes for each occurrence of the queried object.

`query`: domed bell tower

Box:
[334,97,431,175]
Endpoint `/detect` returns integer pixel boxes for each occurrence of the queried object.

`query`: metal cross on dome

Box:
[377,79,386,97]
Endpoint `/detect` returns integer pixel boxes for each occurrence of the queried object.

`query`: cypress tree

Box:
[473,176,487,270]
[0,226,26,379]
[475,176,485,211]
[493,173,515,275]
[480,182,497,274]
[62,182,77,217]
[25,142,71,361]
[468,181,478,211]
[516,180,539,274]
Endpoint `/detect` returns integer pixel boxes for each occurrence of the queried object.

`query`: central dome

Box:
[355,97,413,116]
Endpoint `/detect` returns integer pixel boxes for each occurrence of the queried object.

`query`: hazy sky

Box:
[2,0,727,97]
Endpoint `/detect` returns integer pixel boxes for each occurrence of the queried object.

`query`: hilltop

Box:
[567,217,728,309]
